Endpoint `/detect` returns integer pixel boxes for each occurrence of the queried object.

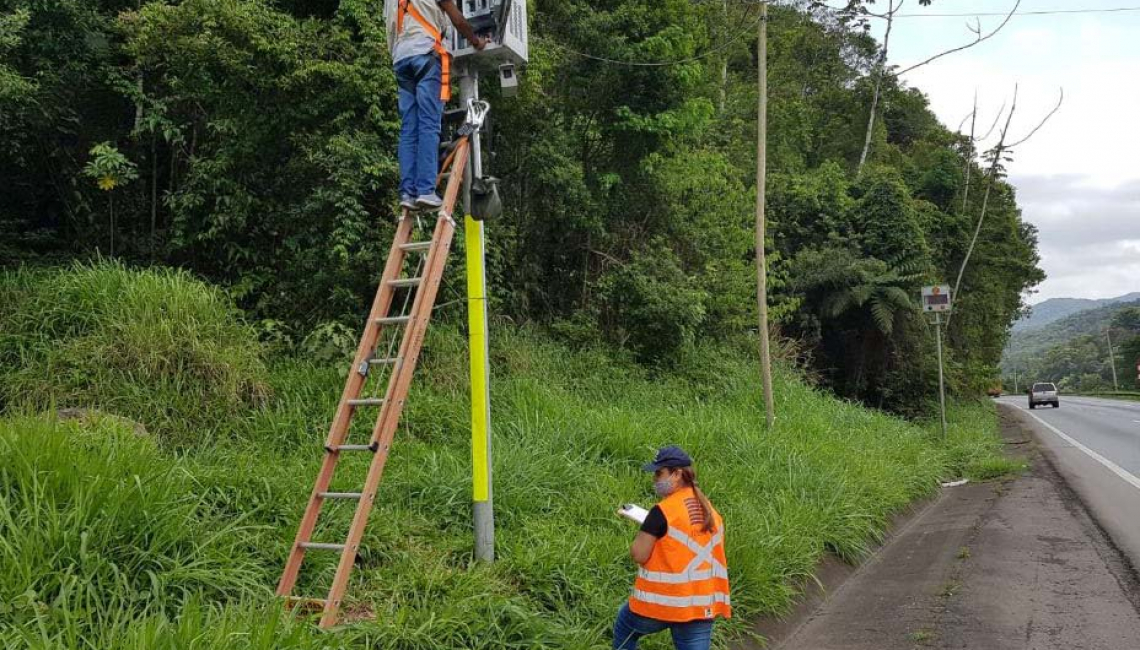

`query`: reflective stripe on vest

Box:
[396,0,452,102]
[631,590,732,609]
[629,488,731,622]
[638,529,728,584]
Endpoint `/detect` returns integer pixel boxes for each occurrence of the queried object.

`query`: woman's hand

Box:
[630,531,657,565]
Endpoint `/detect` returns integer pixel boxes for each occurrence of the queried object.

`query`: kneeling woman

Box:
[614,446,731,650]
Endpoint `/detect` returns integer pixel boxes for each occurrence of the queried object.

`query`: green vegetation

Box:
[0,0,1042,412]
[1011,293,1140,332]
[0,264,1015,648]
[0,262,270,446]
[1003,302,1140,392]
[1076,391,1140,402]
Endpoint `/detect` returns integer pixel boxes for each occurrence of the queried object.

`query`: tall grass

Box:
[0,263,1016,648]
[0,262,269,447]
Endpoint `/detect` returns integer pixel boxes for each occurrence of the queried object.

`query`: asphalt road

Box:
[997,395,1140,564]
[999,394,1140,477]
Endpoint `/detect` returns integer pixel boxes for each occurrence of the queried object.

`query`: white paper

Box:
[618,503,649,524]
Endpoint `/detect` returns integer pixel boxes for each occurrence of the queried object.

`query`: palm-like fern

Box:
[794,248,926,335]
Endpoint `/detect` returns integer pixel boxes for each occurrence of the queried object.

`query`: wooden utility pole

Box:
[1106,329,1120,391]
[755,1,775,428]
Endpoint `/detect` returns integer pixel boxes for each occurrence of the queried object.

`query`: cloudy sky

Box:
[846,0,1140,303]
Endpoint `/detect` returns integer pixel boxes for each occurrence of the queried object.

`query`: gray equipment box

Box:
[448,0,528,68]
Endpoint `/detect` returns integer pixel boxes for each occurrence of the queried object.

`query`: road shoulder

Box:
[1008,399,1140,565]
[758,404,1140,650]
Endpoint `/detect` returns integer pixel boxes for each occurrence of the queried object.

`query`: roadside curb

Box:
[738,488,944,648]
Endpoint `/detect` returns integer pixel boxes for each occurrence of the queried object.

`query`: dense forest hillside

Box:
[1012,292,1140,332]
[1003,301,1140,391]
[0,0,1044,411]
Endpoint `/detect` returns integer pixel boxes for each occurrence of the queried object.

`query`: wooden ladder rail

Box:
[277,135,471,629]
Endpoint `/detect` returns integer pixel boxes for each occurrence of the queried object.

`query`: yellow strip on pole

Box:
[466,214,491,502]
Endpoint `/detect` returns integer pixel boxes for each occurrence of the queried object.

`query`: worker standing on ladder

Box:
[615,446,732,650]
[384,0,485,211]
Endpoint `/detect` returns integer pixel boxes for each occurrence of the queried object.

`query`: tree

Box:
[0,0,1046,411]
[82,143,138,257]
[1111,307,1140,333]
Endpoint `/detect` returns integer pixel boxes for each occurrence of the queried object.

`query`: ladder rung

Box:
[347,398,385,407]
[300,542,346,552]
[284,596,326,606]
[284,596,327,612]
[375,316,410,326]
[388,277,423,288]
[400,241,432,253]
[368,356,402,366]
[326,443,379,453]
[319,492,363,500]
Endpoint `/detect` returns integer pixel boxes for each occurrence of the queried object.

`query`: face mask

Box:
[654,477,676,498]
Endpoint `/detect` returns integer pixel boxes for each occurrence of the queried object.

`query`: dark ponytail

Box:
[679,466,716,533]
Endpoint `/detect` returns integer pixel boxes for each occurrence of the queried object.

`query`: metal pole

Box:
[459,65,495,563]
[935,313,948,438]
[1106,329,1119,391]
[755,1,775,428]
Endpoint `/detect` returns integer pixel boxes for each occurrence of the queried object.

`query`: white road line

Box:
[1020,409,1140,492]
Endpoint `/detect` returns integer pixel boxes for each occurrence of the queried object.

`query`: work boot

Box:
[415,193,444,211]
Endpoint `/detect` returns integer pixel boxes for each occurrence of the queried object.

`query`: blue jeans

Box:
[395,52,444,198]
[613,603,715,650]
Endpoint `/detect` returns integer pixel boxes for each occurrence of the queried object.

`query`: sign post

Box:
[923,285,952,439]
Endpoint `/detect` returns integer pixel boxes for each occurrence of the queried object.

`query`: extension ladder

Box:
[277,101,489,629]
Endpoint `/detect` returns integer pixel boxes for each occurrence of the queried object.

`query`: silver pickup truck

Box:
[1029,382,1059,409]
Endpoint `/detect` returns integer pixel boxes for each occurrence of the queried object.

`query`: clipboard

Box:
[617,503,649,525]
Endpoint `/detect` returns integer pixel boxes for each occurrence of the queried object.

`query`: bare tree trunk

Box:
[109,193,115,258]
[948,85,1062,330]
[718,0,728,114]
[948,88,1019,330]
[962,91,978,214]
[858,1,1020,177]
[857,0,895,176]
[151,130,158,259]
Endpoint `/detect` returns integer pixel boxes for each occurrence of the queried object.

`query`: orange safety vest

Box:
[630,487,732,622]
[396,0,452,102]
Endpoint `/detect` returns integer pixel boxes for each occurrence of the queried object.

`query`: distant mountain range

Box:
[1002,297,1140,375]
[1012,292,1140,332]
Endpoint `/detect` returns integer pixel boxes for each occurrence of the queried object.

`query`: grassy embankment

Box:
[1076,391,1140,402]
[0,263,1017,649]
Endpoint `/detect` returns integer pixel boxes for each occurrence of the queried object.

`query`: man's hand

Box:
[440,0,488,51]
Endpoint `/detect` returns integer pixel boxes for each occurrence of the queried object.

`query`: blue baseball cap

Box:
[642,445,693,472]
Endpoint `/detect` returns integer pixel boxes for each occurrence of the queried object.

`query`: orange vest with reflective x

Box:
[396,0,452,102]
[630,487,732,622]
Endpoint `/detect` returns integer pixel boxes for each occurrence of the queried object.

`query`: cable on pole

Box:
[894,5,1140,18]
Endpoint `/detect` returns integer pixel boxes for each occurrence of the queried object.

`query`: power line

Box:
[548,4,763,67]
[895,6,1140,18]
